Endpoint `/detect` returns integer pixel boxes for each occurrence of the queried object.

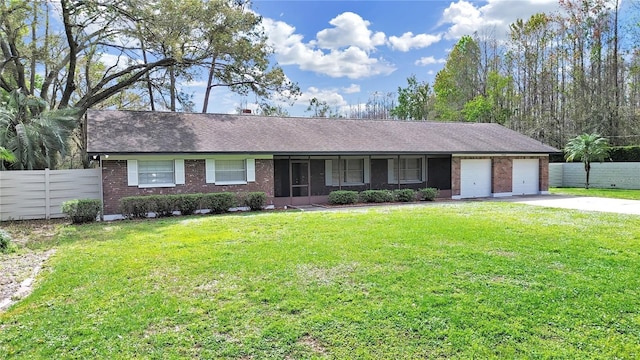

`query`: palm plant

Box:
[0,146,16,163]
[0,90,78,170]
[564,133,610,189]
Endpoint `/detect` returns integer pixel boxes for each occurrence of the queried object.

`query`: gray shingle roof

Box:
[87,110,559,155]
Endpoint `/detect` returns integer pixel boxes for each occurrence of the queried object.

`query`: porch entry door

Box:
[290,160,310,197]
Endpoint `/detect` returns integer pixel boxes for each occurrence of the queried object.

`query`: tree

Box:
[433,35,482,121]
[390,75,432,120]
[564,133,610,189]
[307,97,332,118]
[0,0,299,167]
[0,90,77,170]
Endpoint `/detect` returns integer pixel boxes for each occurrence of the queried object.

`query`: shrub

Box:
[419,187,439,201]
[359,190,393,203]
[394,189,417,202]
[327,190,359,205]
[175,194,201,215]
[61,199,102,223]
[148,195,176,217]
[0,229,12,253]
[243,192,266,211]
[120,196,152,219]
[609,146,640,162]
[202,192,237,214]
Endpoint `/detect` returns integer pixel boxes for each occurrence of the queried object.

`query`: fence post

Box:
[45,168,50,219]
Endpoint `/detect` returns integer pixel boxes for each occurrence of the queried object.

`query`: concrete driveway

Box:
[506,195,640,215]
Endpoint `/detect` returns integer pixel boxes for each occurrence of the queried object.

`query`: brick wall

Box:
[451,157,461,196]
[102,159,274,214]
[539,157,549,191]
[492,157,513,194]
[452,156,549,197]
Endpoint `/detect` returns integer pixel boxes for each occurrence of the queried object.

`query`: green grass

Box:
[550,187,640,200]
[2,202,640,359]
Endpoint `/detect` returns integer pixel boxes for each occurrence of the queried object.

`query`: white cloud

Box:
[296,86,347,108]
[98,53,142,71]
[262,16,396,79]
[440,0,561,40]
[314,12,386,51]
[342,84,361,94]
[388,32,442,52]
[415,56,446,66]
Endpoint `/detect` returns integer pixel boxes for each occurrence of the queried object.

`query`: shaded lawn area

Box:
[1,202,640,359]
[550,187,640,200]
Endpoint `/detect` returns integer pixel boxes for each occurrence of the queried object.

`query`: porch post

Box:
[369,155,372,190]
[288,156,292,204]
[397,155,401,190]
[307,156,311,203]
[338,155,342,190]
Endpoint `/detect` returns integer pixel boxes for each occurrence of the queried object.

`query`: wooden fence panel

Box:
[0,168,101,221]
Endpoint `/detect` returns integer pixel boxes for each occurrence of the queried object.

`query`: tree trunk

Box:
[202,59,216,113]
[585,162,591,189]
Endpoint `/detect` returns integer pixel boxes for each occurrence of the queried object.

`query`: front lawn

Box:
[1,203,640,358]
[550,187,640,200]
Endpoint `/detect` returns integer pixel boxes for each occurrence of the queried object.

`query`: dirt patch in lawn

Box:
[0,249,55,311]
[1,219,64,311]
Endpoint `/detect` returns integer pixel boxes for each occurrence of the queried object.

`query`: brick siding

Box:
[492,157,513,194]
[452,156,549,197]
[102,159,274,214]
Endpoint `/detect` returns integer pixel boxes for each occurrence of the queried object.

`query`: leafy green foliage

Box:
[61,199,102,224]
[120,192,244,218]
[608,146,640,162]
[119,196,153,219]
[0,146,16,163]
[0,229,12,253]
[433,35,482,121]
[327,190,359,205]
[2,204,639,358]
[175,194,202,216]
[390,75,432,120]
[0,90,78,170]
[201,192,237,214]
[419,187,440,201]
[564,133,610,189]
[242,192,267,211]
[393,189,416,202]
[359,190,394,203]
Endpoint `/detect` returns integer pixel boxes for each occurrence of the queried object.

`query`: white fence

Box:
[549,162,640,189]
[0,168,101,221]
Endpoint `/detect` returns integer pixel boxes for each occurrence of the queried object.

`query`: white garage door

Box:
[460,159,492,198]
[512,159,539,195]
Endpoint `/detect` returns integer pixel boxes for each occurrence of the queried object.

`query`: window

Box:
[215,160,246,183]
[390,157,423,183]
[330,158,364,185]
[205,159,255,184]
[138,160,175,186]
[325,158,369,186]
[342,159,364,184]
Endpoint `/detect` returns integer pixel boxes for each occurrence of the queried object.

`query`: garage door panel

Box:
[512,159,539,195]
[460,159,492,198]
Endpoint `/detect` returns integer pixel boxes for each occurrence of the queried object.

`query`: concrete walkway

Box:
[506,195,640,215]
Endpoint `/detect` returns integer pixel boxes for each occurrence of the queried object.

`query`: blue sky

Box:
[182,0,567,116]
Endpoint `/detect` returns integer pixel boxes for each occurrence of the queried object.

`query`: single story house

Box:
[86,110,559,216]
